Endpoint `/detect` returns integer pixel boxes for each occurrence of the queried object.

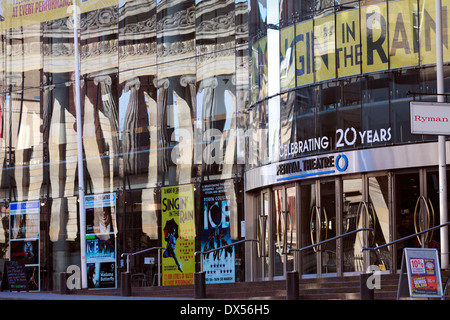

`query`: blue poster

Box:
[85,193,117,289]
[201,181,235,284]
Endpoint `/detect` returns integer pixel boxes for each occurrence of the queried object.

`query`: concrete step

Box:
[64,270,450,300]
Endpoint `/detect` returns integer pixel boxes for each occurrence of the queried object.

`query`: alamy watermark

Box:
[366,265,382,290]
[66,265,81,290]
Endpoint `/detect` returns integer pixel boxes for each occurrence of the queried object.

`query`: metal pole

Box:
[250,242,254,282]
[435,0,449,270]
[73,0,88,288]
[158,248,161,286]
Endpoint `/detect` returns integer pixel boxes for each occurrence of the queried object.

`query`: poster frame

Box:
[161,184,195,286]
[84,192,117,289]
[201,180,236,284]
[8,200,40,291]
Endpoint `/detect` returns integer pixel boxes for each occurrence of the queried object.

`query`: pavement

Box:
[0,290,192,300]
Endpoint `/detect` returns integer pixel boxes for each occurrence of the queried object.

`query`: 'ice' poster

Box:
[201,181,235,284]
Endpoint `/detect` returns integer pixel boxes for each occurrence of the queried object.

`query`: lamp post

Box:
[72,0,88,288]
[435,0,449,270]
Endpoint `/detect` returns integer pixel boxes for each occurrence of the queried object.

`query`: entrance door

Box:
[256,186,297,280]
[256,191,269,280]
[342,175,391,274]
[273,186,297,279]
[395,170,439,269]
[301,180,336,277]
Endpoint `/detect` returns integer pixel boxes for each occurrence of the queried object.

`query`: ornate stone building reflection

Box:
[0,0,248,290]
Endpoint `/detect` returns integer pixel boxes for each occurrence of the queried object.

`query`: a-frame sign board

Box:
[1,261,29,292]
[397,248,443,300]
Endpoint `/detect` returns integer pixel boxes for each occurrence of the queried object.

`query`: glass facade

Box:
[0,0,449,291]
[248,0,450,169]
[0,0,249,290]
[245,0,449,281]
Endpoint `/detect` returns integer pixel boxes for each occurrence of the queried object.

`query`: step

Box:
[61,270,450,300]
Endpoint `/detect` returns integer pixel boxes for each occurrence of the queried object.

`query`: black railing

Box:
[361,221,450,253]
[121,247,165,286]
[194,239,259,281]
[287,228,373,272]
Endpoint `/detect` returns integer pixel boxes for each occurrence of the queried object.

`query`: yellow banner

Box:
[280,25,295,91]
[258,0,450,94]
[0,0,118,30]
[336,8,361,77]
[161,184,195,286]
[295,19,314,86]
[361,3,389,73]
[419,0,450,64]
[389,0,419,68]
[314,14,336,82]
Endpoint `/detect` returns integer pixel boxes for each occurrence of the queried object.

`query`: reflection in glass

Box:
[342,178,363,272]
[273,189,284,277]
[316,82,337,153]
[337,78,362,150]
[362,73,390,135]
[285,187,296,271]
[320,180,336,274]
[159,61,196,185]
[390,69,419,144]
[301,183,316,275]
[395,172,420,268]
[280,92,295,154]
[295,87,315,156]
[368,176,390,270]
[256,192,269,279]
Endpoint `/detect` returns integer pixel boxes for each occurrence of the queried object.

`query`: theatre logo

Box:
[276,154,348,181]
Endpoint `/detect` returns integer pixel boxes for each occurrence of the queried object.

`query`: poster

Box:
[85,193,117,289]
[9,200,40,291]
[161,184,195,286]
[409,257,439,295]
[201,180,235,284]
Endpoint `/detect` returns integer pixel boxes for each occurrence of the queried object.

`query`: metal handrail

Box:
[121,247,165,286]
[443,276,450,300]
[362,221,450,252]
[361,222,450,300]
[287,228,373,272]
[288,228,373,254]
[195,239,259,281]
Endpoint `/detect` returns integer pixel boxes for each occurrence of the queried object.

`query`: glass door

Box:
[367,175,391,270]
[300,180,336,277]
[342,177,364,273]
[301,182,317,276]
[273,189,284,278]
[319,180,336,276]
[273,186,297,279]
[395,170,439,269]
[342,175,391,274]
[255,186,297,280]
[256,191,269,280]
